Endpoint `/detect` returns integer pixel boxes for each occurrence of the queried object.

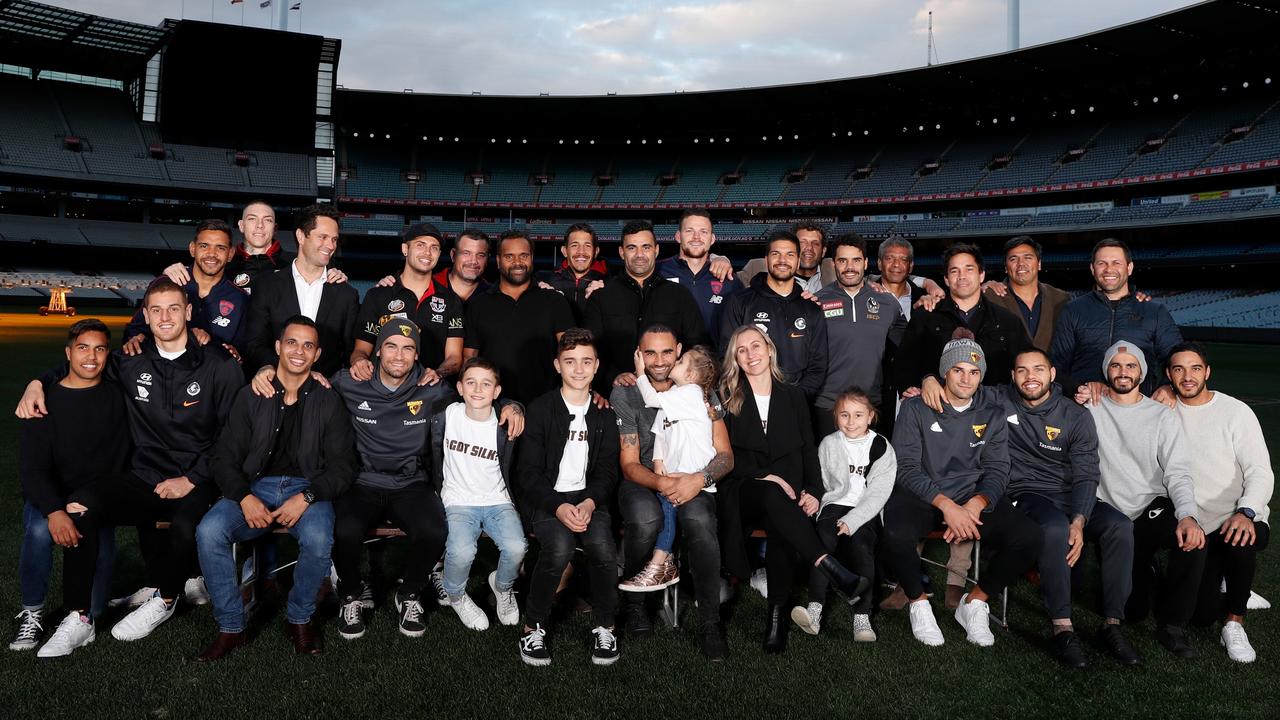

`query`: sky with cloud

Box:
[55,0,1196,95]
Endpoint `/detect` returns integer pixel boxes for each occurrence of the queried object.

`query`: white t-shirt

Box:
[440,402,511,507]
[753,393,771,435]
[554,398,591,493]
[642,381,715,475]
[157,347,186,361]
[825,431,878,509]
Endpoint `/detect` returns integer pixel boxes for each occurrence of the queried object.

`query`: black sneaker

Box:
[1156,625,1197,659]
[395,591,426,638]
[519,624,551,666]
[1097,625,1141,666]
[359,581,375,610]
[337,595,365,640]
[591,626,620,666]
[698,621,728,662]
[622,600,653,638]
[429,567,450,607]
[1051,630,1088,669]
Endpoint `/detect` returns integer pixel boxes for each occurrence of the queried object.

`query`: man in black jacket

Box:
[516,328,620,666]
[584,219,708,395]
[718,229,828,401]
[196,316,357,660]
[535,222,608,322]
[244,204,359,378]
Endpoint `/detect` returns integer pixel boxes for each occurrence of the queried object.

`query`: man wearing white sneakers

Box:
[882,337,1043,647]
[1167,343,1273,663]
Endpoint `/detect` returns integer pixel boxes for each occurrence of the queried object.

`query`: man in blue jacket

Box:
[657,209,744,347]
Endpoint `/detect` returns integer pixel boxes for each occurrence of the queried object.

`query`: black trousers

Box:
[1193,520,1270,624]
[881,485,1042,600]
[64,473,219,609]
[332,483,447,598]
[525,490,617,629]
[737,479,828,606]
[808,504,878,612]
[1126,497,1207,629]
[618,480,720,625]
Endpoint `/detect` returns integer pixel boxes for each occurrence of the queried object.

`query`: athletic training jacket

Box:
[718,274,829,401]
[892,386,1010,507]
[999,384,1100,520]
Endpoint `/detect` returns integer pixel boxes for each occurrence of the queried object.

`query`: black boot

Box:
[763,604,788,654]
[818,555,871,606]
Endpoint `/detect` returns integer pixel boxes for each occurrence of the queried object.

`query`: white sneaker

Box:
[184,577,210,606]
[718,576,735,605]
[909,599,944,646]
[954,594,995,647]
[449,595,490,631]
[749,568,768,599]
[111,595,176,641]
[790,602,822,635]
[109,586,158,609]
[1247,590,1271,611]
[429,566,450,607]
[9,608,43,651]
[489,571,519,626]
[1221,621,1256,663]
[36,612,95,658]
[853,613,877,642]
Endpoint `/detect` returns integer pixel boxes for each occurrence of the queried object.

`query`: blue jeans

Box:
[20,502,115,617]
[443,504,526,598]
[655,492,677,554]
[196,476,334,631]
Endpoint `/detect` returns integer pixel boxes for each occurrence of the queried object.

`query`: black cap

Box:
[403,222,444,245]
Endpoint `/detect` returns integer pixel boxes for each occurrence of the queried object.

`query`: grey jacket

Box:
[818,431,896,533]
[892,386,1010,506]
[1000,384,1101,521]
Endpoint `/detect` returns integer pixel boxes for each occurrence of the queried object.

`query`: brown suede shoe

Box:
[879,586,909,610]
[194,631,245,663]
[944,584,965,610]
[285,620,323,655]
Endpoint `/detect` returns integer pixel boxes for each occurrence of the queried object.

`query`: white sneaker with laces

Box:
[430,567,450,607]
[36,612,95,658]
[111,595,176,641]
[749,568,768,599]
[954,594,995,647]
[184,577,210,606]
[1247,590,1271,611]
[909,599,944,646]
[1221,621,1256,663]
[449,595,490,631]
[109,586,157,609]
[489,571,519,626]
[790,602,822,635]
[9,608,43,651]
[853,613,877,642]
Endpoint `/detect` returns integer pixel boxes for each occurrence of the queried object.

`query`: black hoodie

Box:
[718,273,828,401]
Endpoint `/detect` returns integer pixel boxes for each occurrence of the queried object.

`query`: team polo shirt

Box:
[463,284,574,405]
[358,277,465,373]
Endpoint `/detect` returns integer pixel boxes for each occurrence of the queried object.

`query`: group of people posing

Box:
[11,202,1273,670]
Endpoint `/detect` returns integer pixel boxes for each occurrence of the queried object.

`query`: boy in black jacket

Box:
[195,316,357,660]
[516,328,621,666]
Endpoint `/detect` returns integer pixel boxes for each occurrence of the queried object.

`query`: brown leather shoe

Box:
[285,620,323,655]
[194,631,245,663]
[945,584,966,610]
[879,586,908,610]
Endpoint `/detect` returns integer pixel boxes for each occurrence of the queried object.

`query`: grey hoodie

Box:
[892,386,1010,506]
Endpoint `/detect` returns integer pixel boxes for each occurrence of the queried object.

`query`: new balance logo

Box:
[358,401,372,411]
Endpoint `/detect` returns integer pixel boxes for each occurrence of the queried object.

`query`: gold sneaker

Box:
[618,557,680,592]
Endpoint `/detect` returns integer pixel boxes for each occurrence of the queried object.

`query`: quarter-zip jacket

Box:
[892,386,1010,507]
[516,388,620,516]
[534,260,608,321]
[124,272,251,350]
[1051,290,1183,396]
[999,384,1100,521]
[815,282,906,407]
[227,241,289,294]
[718,274,829,401]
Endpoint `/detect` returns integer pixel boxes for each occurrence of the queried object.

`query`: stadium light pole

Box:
[1007,0,1019,51]
[275,0,289,32]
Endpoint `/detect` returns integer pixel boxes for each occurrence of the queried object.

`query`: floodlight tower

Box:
[275,0,290,32]
[1008,0,1020,51]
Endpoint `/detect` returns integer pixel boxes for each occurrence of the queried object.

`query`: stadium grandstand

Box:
[1,0,1279,339]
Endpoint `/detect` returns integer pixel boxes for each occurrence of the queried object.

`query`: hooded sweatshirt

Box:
[999,384,1100,520]
[718,273,828,401]
[892,385,1010,506]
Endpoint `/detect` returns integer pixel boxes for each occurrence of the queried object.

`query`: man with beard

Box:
[1052,238,1182,403]
[981,237,1072,350]
[584,220,708,394]
[1168,343,1273,663]
[739,222,833,293]
[128,220,250,352]
[814,233,905,436]
[535,222,608,322]
[657,209,744,346]
[1001,348,1140,668]
[719,230,828,401]
[435,229,492,304]
[352,223,465,384]
[1086,341,1206,658]
[464,230,574,404]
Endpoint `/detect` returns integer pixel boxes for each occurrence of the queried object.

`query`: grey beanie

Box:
[1102,340,1147,383]
[376,318,421,352]
[939,338,987,380]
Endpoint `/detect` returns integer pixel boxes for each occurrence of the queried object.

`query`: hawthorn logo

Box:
[1045,425,1062,442]
[406,400,423,416]
[398,324,413,337]
[970,351,982,364]
[972,423,988,439]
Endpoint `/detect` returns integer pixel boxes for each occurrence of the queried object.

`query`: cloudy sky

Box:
[57,0,1197,95]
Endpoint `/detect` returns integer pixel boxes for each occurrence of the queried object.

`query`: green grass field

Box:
[1,312,1276,719]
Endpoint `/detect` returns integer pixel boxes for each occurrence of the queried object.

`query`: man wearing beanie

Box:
[1085,340,1206,659]
[884,338,1043,647]
[352,222,466,385]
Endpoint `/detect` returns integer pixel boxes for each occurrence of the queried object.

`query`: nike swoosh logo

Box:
[183,400,200,407]
[789,332,804,338]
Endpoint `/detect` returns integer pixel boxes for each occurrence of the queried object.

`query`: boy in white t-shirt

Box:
[429,357,527,631]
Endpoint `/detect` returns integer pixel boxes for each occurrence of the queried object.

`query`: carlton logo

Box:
[972,423,988,439]
[794,318,806,330]
[1045,425,1062,442]
[186,382,201,397]
[406,400,423,416]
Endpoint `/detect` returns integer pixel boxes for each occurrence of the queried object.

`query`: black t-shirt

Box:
[20,382,131,516]
[463,284,574,404]
[264,399,304,478]
[358,278,465,373]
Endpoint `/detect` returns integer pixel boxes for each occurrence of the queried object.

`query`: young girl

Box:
[793,387,896,640]
[618,346,718,592]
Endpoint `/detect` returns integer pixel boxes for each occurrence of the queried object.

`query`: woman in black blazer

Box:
[717,325,870,653]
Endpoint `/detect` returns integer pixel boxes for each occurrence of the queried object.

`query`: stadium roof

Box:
[0,0,170,79]
[336,0,1280,140]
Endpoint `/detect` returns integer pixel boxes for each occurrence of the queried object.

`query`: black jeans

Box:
[737,479,828,606]
[525,490,617,629]
[808,504,878,612]
[618,480,720,625]
[332,483,447,598]
[881,486,1042,600]
[1127,497,1207,629]
[1193,520,1270,624]
[64,473,219,609]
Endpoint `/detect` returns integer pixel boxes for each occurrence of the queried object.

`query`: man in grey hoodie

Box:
[1086,340,1206,659]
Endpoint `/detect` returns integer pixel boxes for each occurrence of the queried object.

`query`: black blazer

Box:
[718,380,820,580]
[244,265,359,378]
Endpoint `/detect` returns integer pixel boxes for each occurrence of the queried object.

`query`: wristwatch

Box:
[1237,507,1256,520]
[302,489,316,505]
[701,468,716,489]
